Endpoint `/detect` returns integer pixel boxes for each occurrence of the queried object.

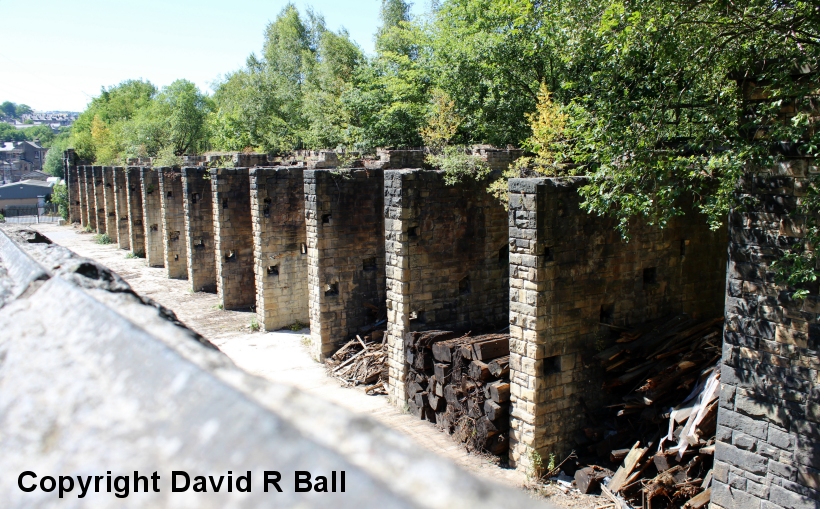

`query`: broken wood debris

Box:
[575,314,722,508]
[325,331,388,394]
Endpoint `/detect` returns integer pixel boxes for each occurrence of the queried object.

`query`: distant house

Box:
[0,140,47,172]
[0,160,31,184]
[20,170,51,181]
[0,179,55,210]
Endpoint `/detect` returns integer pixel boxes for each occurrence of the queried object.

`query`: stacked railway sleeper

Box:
[405,330,511,456]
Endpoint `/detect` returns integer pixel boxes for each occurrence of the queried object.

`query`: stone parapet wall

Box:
[159,168,188,280]
[211,168,255,310]
[125,167,145,257]
[506,177,728,470]
[712,158,820,509]
[93,166,106,234]
[250,167,309,331]
[140,168,164,267]
[112,167,130,250]
[181,167,217,293]
[102,167,118,241]
[384,169,509,404]
[305,169,385,360]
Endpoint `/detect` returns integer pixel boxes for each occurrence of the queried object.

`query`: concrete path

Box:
[32,223,527,489]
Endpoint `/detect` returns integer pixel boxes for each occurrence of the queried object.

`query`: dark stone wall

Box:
[83,166,96,230]
[140,168,164,268]
[159,168,188,280]
[125,167,145,257]
[250,167,309,330]
[211,168,255,310]
[305,169,385,360]
[712,158,820,509]
[506,177,728,469]
[384,169,509,403]
[182,167,216,293]
[113,167,130,250]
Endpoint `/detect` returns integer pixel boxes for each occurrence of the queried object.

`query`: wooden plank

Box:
[472,337,509,360]
[683,488,711,509]
[608,441,648,492]
[489,381,510,403]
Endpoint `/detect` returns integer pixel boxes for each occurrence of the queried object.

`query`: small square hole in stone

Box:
[108,212,115,217]
[543,355,561,375]
[600,303,615,325]
[194,238,204,248]
[169,231,180,241]
[498,245,508,265]
[322,214,331,224]
[225,250,236,262]
[680,239,688,257]
[300,243,307,254]
[174,254,179,261]
[643,267,657,287]
[324,282,338,296]
[192,193,199,204]
[408,226,419,238]
[150,224,158,232]
[409,310,425,323]
[459,276,470,295]
[263,198,271,218]
[363,257,377,271]
[135,220,143,226]
[167,191,173,198]
[267,265,279,276]
[223,199,229,209]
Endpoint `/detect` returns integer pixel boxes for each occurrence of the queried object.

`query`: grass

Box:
[212,304,223,310]
[289,320,308,331]
[93,233,112,245]
[83,225,94,233]
[300,335,312,348]
[249,317,261,332]
[125,252,138,259]
[0,213,4,222]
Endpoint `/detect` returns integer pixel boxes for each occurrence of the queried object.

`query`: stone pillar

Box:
[712,159,820,509]
[305,169,385,361]
[78,165,89,228]
[383,169,509,404]
[182,167,216,293]
[505,177,727,470]
[159,167,188,280]
[92,166,105,233]
[102,167,118,240]
[125,167,145,257]
[211,168,255,310]
[250,167,309,331]
[112,167,130,249]
[83,166,95,229]
[140,168,164,268]
[65,150,81,223]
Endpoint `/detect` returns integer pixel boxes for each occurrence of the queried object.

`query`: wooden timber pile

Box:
[575,314,722,509]
[405,330,511,456]
[325,328,388,395]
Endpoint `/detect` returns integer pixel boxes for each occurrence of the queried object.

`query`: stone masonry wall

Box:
[211,168,255,310]
[384,169,509,404]
[140,168,164,267]
[102,167,118,241]
[305,169,385,361]
[250,167,309,331]
[182,167,217,293]
[125,167,145,256]
[78,166,89,228]
[712,158,820,509]
[506,177,728,470]
[92,166,106,234]
[113,167,130,250]
[159,168,188,280]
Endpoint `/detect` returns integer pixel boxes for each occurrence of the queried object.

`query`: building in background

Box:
[0,140,46,175]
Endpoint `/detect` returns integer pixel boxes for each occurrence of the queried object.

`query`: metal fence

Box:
[1,204,62,224]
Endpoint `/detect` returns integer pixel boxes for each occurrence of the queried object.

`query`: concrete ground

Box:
[29,223,602,508]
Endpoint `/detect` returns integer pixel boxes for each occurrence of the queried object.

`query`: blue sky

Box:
[0,0,427,112]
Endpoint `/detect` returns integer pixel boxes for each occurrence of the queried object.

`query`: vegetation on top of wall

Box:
[61,0,817,241]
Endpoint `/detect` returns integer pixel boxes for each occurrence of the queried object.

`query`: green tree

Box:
[43,132,72,178]
[15,104,32,117]
[1,101,16,118]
